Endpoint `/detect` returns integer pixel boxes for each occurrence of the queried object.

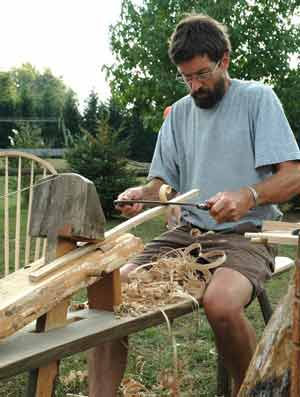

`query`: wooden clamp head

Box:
[29,173,106,262]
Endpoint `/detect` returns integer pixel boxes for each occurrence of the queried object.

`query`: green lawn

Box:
[0,175,297,396]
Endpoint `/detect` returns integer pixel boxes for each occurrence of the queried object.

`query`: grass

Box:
[0,171,297,396]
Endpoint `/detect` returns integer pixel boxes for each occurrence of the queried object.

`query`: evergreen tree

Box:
[82,90,100,136]
[65,119,137,218]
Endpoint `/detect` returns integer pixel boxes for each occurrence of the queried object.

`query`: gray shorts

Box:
[131,224,276,298]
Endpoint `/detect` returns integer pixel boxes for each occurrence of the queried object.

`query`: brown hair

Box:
[168,14,231,65]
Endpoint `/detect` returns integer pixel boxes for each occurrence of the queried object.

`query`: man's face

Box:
[177,54,229,109]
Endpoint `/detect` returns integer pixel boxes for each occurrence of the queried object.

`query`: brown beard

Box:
[191,76,226,109]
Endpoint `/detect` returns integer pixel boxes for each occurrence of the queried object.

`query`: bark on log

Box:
[0,233,143,340]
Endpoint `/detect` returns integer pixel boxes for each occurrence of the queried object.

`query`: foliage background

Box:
[105,0,300,135]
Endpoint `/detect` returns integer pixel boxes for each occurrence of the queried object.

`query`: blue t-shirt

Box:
[148,79,300,231]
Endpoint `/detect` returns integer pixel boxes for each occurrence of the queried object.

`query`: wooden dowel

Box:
[25,160,35,266]
[34,168,47,261]
[42,239,47,259]
[14,157,22,271]
[245,231,298,246]
[4,157,9,276]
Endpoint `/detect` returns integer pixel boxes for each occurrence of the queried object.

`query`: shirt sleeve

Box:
[147,115,180,192]
[252,85,300,168]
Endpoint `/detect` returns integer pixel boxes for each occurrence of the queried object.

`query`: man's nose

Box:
[190,78,203,93]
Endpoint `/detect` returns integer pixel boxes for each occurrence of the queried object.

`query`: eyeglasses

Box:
[176,60,221,86]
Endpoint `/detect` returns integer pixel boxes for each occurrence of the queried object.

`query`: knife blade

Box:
[114,199,210,210]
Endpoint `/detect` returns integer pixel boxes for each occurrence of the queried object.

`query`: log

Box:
[238,284,293,396]
[291,239,300,396]
[0,233,143,340]
[238,230,300,396]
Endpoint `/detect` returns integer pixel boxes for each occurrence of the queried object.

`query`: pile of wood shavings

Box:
[115,242,226,317]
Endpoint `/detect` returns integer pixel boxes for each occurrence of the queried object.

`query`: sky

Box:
[1,0,129,108]
[1,1,298,110]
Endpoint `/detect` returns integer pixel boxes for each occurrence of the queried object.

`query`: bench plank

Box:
[0,302,196,380]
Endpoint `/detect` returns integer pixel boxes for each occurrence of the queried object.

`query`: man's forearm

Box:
[253,162,300,206]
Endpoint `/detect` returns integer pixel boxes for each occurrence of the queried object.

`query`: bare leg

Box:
[88,263,138,397]
[202,268,256,397]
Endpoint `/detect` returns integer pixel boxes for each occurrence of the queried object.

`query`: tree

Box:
[85,96,157,162]
[0,72,17,147]
[0,63,82,148]
[65,119,137,218]
[105,0,300,134]
[9,123,45,149]
[63,89,82,138]
[82,90,100,136]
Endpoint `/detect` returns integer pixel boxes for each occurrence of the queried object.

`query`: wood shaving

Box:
[120,377,150,396]
[115,243,226,317]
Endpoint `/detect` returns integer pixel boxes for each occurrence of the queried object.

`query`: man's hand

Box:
[115,186,145,218]
[206,188,254,223]
[115,178,166,218]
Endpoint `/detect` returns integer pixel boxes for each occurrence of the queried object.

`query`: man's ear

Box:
[221,50,230,69]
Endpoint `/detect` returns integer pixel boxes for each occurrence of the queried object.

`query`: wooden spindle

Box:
[34,168,47,261]
[25,160,35,266]
[4,157,9,276]
[14,157,22,271]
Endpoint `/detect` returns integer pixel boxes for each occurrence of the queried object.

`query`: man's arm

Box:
[207,161,300,223]
[253,161,300,204]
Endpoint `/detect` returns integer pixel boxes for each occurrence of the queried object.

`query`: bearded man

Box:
[89,14,300,397]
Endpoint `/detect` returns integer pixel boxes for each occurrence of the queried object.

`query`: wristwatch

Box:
[247,185,259,208]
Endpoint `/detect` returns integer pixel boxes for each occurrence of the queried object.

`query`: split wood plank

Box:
[0,233,143,340]
[0,301,196,380]
[29,189,199,282]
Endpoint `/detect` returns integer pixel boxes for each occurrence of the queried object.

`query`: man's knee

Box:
[202,288,243,329]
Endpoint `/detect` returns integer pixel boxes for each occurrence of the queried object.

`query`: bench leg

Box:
[257,289,273,325]
[87,270,127,397]
[27,298,70,397]
[26,238,76,397]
